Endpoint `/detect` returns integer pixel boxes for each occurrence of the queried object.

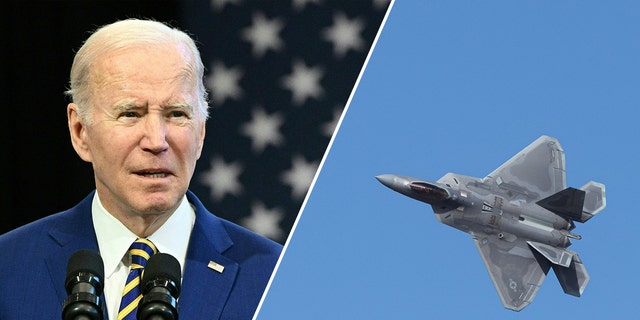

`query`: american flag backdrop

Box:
[179,0,391,244]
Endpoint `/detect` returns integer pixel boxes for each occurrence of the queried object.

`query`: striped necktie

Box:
[117,238,157,320]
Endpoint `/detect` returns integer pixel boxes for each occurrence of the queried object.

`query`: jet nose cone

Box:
[376,174,397,189]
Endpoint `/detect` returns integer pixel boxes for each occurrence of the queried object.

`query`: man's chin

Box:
[136,193,182,215]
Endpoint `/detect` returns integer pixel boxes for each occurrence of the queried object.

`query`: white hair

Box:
[65,18,209,123]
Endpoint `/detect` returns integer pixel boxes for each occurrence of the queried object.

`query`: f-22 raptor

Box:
[376,135,606,311]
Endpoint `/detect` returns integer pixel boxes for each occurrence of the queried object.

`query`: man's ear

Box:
[67,103,92,162]
[195,121,206,160]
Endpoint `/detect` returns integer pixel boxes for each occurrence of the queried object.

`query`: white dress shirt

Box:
[91,193,195,320]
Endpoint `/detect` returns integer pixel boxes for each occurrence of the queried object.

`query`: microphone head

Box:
[142,253,182,297]
[65,249,104,294]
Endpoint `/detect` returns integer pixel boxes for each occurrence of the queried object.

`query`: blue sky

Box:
[257,1,640,318]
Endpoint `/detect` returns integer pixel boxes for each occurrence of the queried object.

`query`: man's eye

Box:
[169,111,188,118]
[121,111,140,118]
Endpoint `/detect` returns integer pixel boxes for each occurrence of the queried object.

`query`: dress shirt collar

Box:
[91,192,195,278]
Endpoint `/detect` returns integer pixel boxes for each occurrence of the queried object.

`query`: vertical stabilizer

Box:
[527,241,589,297]
[552,254,589,297]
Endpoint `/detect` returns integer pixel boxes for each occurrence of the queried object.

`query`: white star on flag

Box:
[210,0,241,12]
[281,59,324,106]
[199,156,244,201]
[281,155,320,200]
[240,107,285,153]
[374,0,392,10]
[206,61,244,105]
[322,106,343,137]
[292,0,323,11]
[242,12,285,58]
[322,12,366,58]
[242,202,285,240]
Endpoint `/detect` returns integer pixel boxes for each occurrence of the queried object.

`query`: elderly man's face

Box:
[69,43,206,221]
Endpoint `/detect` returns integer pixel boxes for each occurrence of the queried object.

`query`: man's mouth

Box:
[136,171,170,178]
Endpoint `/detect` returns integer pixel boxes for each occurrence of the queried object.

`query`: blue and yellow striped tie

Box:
[117,238,157,320]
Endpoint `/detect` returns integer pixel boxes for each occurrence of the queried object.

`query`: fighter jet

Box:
[376,135,606,311]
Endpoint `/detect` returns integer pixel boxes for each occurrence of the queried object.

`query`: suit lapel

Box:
[178,192,238,320]
[44,192,101,308]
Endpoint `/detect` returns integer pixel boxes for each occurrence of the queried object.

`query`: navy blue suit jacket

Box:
[0,190,282,320]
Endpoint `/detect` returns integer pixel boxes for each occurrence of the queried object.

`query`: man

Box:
[0,19,282,320]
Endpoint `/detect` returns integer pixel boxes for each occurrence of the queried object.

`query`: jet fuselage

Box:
[376,173,575,248]
[375,135,606,311]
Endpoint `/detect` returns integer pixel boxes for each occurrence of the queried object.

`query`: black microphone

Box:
[62,249,104,320]
[137,253,182,320]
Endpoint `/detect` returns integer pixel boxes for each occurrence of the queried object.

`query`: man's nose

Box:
[140,115,169,153]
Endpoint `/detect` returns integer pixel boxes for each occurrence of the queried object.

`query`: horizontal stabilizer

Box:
[536,187,586,222]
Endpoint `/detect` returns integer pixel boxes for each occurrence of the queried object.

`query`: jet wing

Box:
[471,231,551,311]
[484,135,566,201]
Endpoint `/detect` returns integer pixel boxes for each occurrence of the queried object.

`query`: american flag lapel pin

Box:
[208,260,225,273]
